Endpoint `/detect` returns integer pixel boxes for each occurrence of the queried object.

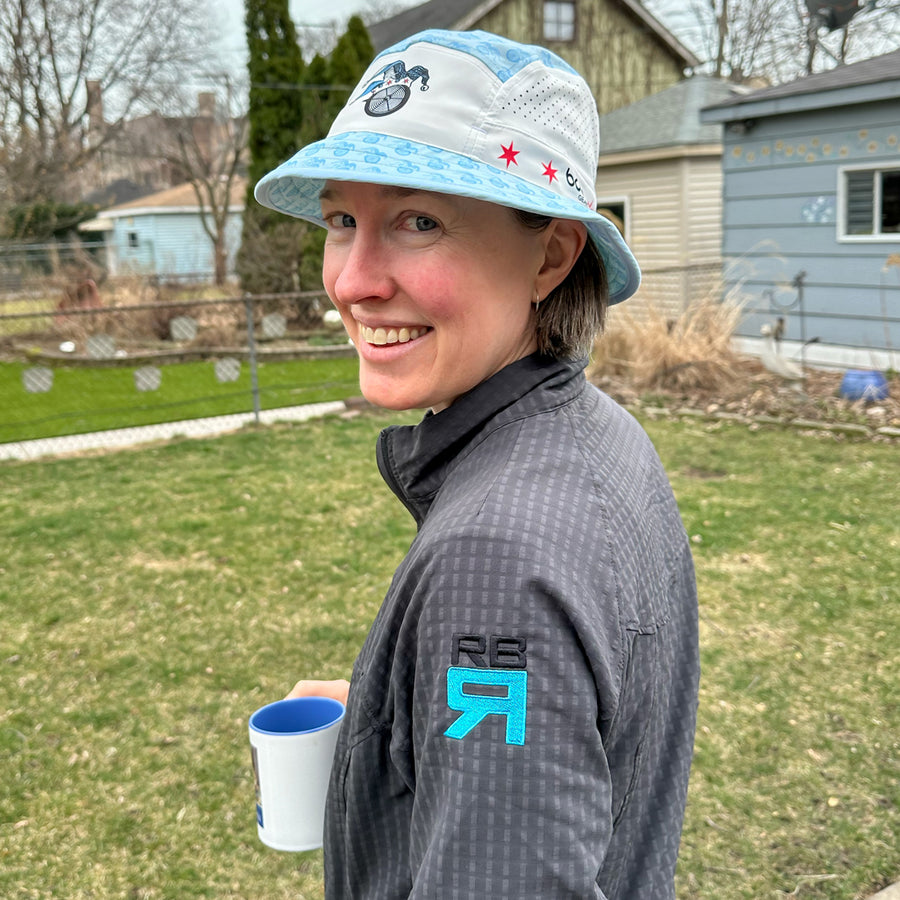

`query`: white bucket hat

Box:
[255,29,640,304]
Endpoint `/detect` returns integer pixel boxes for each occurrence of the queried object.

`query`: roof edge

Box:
[98,203,244,219]
[617,0,700,68]
[456,0,505,30]
[701,80,900,122]
[598,143,722,166]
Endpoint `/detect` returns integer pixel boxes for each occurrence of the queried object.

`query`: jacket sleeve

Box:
[395,528,620,899]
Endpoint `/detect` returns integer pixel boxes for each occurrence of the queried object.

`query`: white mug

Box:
[248,696,345,852]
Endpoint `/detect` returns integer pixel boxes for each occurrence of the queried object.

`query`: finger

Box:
[285,679,350,704]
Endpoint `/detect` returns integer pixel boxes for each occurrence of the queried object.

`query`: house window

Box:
[597,199,628,239]
[841,165,900,238]
[543,1,576,42]
[127,232,140,248]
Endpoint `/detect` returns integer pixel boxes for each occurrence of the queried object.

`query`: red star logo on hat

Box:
[542,161,558,183]
[498,141,520,168]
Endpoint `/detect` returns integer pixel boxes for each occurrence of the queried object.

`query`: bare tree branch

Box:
[0,0,214,210]
[645,0,900,83]
[133,78,250,285]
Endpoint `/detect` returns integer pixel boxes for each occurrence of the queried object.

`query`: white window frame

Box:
[543,0,576,42]
[596,195,631,246]
[836,161,900,242]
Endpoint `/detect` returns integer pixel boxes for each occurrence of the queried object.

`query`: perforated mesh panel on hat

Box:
[501,71,598,160]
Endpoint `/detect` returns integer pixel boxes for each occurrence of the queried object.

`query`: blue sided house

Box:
[80,179,245,282]
[701,50,900,371]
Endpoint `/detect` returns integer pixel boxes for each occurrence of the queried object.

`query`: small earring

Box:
[532,289,541,312]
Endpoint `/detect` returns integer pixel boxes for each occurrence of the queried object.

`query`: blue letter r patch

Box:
[444,667,527,746]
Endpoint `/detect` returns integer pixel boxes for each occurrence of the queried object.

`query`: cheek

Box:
[340,316,358,346]
[407,258,475,320]
[321,247,342,300]
[321,260,355,338]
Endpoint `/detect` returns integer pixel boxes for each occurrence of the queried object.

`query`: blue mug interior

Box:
[250,697,344,735]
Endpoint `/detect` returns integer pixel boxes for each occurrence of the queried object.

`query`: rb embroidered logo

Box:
[444,633,528,746]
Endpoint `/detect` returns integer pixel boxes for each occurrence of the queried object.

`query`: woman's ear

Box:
[536,220,587,299]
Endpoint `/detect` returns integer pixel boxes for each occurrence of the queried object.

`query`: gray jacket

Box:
[324,354,699,899]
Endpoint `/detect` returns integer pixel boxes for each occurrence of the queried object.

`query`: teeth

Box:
[361,324,426,345]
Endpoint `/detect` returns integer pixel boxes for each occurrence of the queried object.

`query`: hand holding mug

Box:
[248,695,345,852]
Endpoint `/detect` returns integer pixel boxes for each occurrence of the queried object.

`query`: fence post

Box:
[244,292,261,425]
[791,271,808,371]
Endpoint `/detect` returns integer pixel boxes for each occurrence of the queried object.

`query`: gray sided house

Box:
[80,180,245,282]
[702,51,900,371]
[595,76,739,319]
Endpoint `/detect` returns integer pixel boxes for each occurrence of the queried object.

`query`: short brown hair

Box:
[513,210,609,360]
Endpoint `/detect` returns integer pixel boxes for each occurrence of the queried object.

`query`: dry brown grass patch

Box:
[591,296,746,395]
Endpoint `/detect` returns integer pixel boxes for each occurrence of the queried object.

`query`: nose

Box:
[329,229,393,307]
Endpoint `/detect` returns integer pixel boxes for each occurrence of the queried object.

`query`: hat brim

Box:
[255,131,640,305]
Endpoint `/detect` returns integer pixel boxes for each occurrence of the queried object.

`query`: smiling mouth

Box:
[360,324,431,345]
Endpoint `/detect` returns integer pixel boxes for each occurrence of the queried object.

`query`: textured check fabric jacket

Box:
[323,354,699,899]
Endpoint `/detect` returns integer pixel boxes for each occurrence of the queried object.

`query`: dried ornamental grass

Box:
[591,295,746,395]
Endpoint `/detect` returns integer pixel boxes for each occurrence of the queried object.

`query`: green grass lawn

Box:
[0,411,897,899]
[0,355,360,443]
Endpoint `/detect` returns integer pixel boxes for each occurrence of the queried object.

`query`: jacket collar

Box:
[377,353,587,526]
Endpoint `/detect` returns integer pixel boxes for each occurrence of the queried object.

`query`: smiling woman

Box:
[319,183,584,411]
[252,28,699,900]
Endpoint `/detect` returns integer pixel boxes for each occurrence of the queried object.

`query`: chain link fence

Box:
[1,277,359,460]
[0,241,108,294]
[622,263,724,321]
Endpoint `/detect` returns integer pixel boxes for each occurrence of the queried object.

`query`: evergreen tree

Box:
[326,16,374,124]
[237,8,374,294]
[299,54,331,147]
[237,0,308,294]
[297,17,374,289]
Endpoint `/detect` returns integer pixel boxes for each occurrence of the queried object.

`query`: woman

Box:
[255,29,699,899]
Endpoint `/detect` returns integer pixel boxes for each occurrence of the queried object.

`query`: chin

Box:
[360,383,429,412]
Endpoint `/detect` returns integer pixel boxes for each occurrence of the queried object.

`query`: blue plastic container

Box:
[839,369,889,402]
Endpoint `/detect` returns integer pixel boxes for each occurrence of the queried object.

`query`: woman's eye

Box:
[325,213,355,228]
[403,214,438,232]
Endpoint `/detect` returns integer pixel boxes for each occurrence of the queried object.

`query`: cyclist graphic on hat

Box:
[356,60,430,117]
